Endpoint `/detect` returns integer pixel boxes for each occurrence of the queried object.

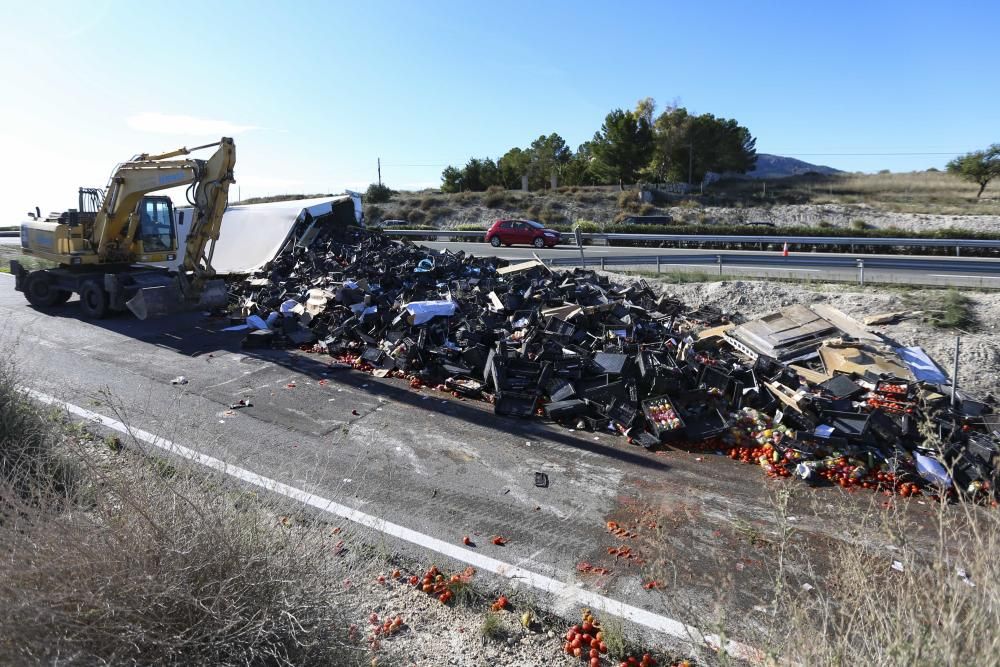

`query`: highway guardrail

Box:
[380,230,1000,255]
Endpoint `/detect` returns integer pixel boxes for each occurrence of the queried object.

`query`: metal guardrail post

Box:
[952,336,961,407]
[956,246,960,257]
[574,226,585,266]
[656,256,661,273]
[717,254,722,276]
[857,259,865,286]
[600,257,606,271]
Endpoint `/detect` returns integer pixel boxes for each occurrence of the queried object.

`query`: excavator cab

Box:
[137,196,177,254]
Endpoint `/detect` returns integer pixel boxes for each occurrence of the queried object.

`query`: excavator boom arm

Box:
[180,137,236,290]
[91,139,235,265]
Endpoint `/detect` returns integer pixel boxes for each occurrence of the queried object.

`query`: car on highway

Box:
[485,219,561,248]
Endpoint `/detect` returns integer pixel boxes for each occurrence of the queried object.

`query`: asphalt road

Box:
[0,274,946,655]
[418,241,1000,289]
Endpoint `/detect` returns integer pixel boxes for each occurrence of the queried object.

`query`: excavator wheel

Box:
[24,272,64,308]
[78,281,110,319]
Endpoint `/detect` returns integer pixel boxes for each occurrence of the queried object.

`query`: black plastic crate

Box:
[592,352,631,376]
[578,375,626,404]
[822,374,865,400]
[820,410,872,440]
[699,365,734,395]
[445,376,484,399]
[494,391,537,418]
[545,399,588,419]
[967,433,999,465]
[642,395,686,442]
[547,378,576,402]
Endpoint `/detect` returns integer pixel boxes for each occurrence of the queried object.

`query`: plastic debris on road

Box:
[223,225,999,504]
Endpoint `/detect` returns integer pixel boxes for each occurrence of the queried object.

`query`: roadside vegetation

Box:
[903,288,978,330]
[711,168,1000,215]
[0,245,54,272]
[0,360,370,666]
[773,488,1000,665]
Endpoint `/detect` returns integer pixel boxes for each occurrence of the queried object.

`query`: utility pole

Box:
[377,157,382,187]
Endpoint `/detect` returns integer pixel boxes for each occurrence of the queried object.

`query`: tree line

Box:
[440,98,757,192]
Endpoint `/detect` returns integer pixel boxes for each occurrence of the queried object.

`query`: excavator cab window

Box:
[138,196,176,252]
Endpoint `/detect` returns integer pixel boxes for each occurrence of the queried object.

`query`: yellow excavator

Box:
[11,137,236,319]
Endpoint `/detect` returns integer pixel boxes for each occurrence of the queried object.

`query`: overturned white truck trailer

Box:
[166,193,363,274]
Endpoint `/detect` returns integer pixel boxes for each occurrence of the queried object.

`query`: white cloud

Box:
[126,112,259,136]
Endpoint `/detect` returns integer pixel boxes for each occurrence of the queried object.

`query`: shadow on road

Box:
[40,300,671,473]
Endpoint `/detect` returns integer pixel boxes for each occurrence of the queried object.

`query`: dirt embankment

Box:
[378,190,1000,235]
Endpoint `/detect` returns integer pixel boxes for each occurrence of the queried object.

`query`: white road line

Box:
[654,263,820,272]
[25,386,758,662]
[929,274,1000,280]
[726,266,820,272]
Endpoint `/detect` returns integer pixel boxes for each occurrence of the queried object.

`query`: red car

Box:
[485,219,561,248]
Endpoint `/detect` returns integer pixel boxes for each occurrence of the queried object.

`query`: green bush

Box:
[407,209,427,225]
[616,191,637,209]
[639,203,656,215]
[539,203,567,225]
[453,192,481,205]
[363,204,383,223]
[575,192,602,204]
[574,220,601,233]
[364,182,393,204]
[419,196,444,211]
[483,190,506,208]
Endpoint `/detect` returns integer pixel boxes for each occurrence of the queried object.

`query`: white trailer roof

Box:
[174,194,361,274]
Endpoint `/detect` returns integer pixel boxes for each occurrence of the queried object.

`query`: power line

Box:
[384,152,964,165]
[380,163,451,167]
[770,152,963,157]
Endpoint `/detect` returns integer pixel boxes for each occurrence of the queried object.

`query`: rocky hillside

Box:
[746,154,842,178]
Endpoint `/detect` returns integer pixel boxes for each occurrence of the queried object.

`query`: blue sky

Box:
[1,0,997,222]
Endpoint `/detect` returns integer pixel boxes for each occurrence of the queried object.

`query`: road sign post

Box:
[574,225,585,267]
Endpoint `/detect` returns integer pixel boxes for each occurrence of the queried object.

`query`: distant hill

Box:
[747,154,842,179]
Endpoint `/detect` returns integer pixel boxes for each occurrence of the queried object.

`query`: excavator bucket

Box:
[126,283,183,320]
[126,278,229,320]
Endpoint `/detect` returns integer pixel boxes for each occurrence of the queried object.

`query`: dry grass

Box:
[0,246,55,272]
[778,492,1000,666]
[713,170,1000,215]
[0,361,371,667]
